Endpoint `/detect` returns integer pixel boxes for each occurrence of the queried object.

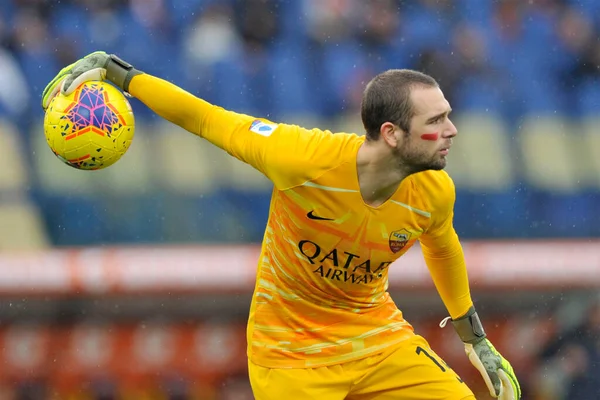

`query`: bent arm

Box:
[418,174,473,319]
[420,230,473,319]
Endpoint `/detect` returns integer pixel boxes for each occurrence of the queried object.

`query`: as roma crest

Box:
[389,229,412,253]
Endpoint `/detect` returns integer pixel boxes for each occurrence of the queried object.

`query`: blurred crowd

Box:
[0,0,599,243]
[531,296,600,400]
[2,0,600,121]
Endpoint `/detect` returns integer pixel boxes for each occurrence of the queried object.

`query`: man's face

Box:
[395,86,457,173]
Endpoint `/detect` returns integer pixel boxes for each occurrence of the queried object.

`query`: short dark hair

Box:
[361,69,439,140]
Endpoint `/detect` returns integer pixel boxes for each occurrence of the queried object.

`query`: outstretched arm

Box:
[41,51,356,191]
[128,73,207,137]
[42,52,261,150]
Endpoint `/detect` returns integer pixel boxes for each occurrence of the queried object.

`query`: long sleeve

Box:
[418,174,473,319]
[127,73,356,190]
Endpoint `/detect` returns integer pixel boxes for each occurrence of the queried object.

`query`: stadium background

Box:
[0,0,599,399]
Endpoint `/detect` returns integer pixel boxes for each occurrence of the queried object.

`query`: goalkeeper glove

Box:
[440,307,521,399]
[42,51,143,110]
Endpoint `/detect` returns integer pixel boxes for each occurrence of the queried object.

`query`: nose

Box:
[443,119,457,138]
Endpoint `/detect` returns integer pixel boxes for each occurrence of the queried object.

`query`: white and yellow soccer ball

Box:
[43,80,135,170]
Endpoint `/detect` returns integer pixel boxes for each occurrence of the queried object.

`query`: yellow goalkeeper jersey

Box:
[130,74,473,369]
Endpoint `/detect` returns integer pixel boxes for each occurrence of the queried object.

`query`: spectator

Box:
[532,298,600,400]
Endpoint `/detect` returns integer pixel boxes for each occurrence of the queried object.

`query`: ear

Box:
[380,122,399,147]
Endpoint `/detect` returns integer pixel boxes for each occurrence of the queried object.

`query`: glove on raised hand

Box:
[42,51,142,109]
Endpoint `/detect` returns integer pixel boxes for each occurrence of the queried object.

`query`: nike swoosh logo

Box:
[306,211,334,221]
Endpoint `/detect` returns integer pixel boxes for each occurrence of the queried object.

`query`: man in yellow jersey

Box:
[42,52,521,400]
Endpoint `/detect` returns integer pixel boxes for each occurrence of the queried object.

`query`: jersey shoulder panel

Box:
[271,128,364,190]
[410,170,455,217]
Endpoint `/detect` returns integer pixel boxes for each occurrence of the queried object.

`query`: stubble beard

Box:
[395,139,446,175]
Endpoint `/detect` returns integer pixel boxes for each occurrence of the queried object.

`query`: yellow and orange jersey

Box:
[130,74,474,369]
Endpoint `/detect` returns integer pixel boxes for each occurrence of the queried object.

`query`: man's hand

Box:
[467,337,521,399]
[42,51,142,110]
[441,307,521,399]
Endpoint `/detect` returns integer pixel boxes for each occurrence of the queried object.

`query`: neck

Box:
[356,141,413,207]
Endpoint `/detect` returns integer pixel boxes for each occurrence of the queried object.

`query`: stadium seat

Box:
[454,189,529,239]
[160,192,243,243]
[102,195,165,244]
[213,56,271,117]
[153,121,228,195]
[38,195,108,246]
[218,154,272,242]
[445,112,515,191]
[540,192,599,237]
[168,0,214,26]
[579,116,600,189]
[574,77,600,117]
[518,116,583,192]
[0,119,28,192]
[330,112,364,136]
[0,201,49,250]
[222,151,272,192]
[452,76,504,115]
[0,120,50,250]
[402,3,454,53]
[268,44,319,119]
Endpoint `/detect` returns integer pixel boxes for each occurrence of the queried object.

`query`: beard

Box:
[394,139,447,175]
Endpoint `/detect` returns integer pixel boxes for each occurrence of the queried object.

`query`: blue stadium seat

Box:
[526,191,600,238]
[454,190,529,239]
[401,3,455,53]
[50,4,90,40]
[16,52,60,113]
[456,0,494,27]
[36,195,109,246]
[453,76,504,114]
[569,0,600,15]
[268,44,320,118]
[168,0,220,26]
[278,1,308,40]
[0,0,15,22]
[103,195,165,244]
[316,42,367,116]
[160,192,249,243]
[220,188,271,242]
[212,54,272,117]
[575,78,600,117]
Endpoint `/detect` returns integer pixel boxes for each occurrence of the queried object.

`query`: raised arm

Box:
[41,51,357,191]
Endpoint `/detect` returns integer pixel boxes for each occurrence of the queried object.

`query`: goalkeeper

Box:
[42,52,521,400]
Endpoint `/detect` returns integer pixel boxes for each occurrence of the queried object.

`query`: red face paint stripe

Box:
[420,133,439,141]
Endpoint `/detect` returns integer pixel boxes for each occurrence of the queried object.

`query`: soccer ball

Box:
[43,80,135,170]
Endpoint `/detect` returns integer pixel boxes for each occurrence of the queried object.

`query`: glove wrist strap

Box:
[105,54,143,93]
[451,306,487,344]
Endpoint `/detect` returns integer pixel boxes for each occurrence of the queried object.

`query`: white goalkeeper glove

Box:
[440,307,521,399]
[42,51,143,110]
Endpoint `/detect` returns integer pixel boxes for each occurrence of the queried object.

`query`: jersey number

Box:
[416,346,464,383]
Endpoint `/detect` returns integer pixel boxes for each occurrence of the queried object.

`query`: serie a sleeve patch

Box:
[249,119,279,137]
